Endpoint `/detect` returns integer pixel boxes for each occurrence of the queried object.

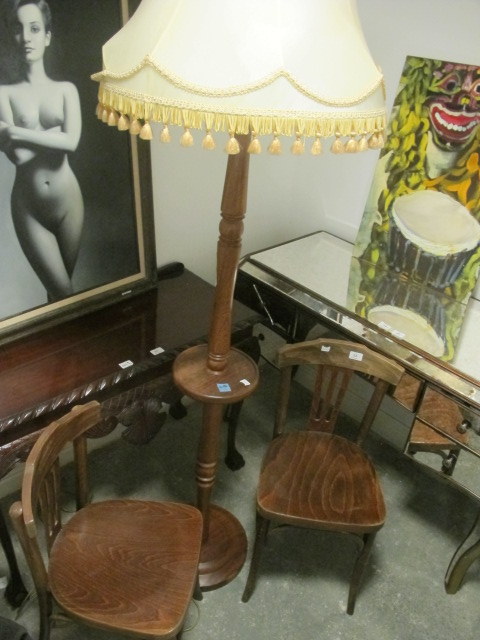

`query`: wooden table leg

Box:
[445,510,480,594]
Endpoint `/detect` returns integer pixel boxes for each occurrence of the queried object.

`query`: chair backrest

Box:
[9,402,102,599]
[274,338,404,445]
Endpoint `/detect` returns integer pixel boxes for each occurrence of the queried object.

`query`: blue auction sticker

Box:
[217,383,231,393]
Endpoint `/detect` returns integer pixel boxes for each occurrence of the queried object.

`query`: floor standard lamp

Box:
[92,0,387,589]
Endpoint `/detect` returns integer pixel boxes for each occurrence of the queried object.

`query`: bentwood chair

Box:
[9,401,203,640]
[242,338,404,614]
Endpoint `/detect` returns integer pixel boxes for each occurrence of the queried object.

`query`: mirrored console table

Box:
[236,230,480,594]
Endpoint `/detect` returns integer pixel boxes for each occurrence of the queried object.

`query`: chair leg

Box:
[241,514,270,602]
[347,532,376,615]
[224,402,246,471]
[39,611,51,640]
[193,573,203,601]
[0,507,28,608]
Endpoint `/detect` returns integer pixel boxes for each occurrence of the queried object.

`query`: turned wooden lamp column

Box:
[172,134,258,587]
[92,0,387,592]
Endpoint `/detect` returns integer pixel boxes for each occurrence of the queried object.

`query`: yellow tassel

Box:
[117,114,130,131]
[310,136,323,156]
[331,137,345,154]
[160,125,171,143]
[225,134,240,155]
[101,108,109,123]
[345,137,359,153]
[107,110,118,127]
[129,119,142,135]
[95,103,103,119]
[377,131,385,148]
[268,135,282,155]
[291,136,305,155]
[311,137,322,155]
[202,131,216,150]
[368,133,380,149]
[139,121,153,140]
[357,135,369,152]
[248,135,262,154]
[180,128,194,147]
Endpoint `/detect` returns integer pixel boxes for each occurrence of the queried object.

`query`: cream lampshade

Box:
[92,0,386,590]
[92,0,386,154]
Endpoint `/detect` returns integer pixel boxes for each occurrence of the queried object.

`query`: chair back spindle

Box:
[276,338,404,443]
[308,366,352,433]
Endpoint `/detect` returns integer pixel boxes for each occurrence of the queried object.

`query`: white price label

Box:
[378,321,391,331]
[392,329,406,339]
[349,351,363,361]
[150,346,165,355]
[321,345,331,352]
[240,379,251,386]
[119,360,134,369]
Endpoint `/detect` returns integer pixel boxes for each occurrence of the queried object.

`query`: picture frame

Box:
[0,0,156,343]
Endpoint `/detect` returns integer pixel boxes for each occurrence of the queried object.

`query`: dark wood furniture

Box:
[236,230,480,594]
[402,383,468,475]
[241,338,404,614]
[10,401,203,640]
[0,269,260,606]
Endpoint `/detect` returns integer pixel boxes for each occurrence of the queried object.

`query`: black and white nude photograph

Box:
[0,0,154,337]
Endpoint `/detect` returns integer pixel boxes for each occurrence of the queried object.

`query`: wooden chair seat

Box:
[48,500,201,637]
[10,402,203,640]
[257,431,385,533]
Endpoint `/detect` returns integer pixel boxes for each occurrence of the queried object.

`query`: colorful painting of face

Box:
[351,56,480,361]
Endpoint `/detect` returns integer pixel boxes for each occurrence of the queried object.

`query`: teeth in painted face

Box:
[434,111,478,132]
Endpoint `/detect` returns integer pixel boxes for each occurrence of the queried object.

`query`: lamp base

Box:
[198,504,247,589]
[173,345,258,588]
[173,344,259,404]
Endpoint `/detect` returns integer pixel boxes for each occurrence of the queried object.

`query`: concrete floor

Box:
[0,361,479,640]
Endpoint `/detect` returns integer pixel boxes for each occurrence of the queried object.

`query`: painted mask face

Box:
[426,63,480,150]
[12,4,51,64]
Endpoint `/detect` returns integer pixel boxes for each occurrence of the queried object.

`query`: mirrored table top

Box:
[240,231,480,411]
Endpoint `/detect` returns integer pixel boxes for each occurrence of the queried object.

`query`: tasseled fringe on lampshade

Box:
[368,131,385,149]
[202,130,216,150]
[311,136,322,155]
[117,114,130,131]
[357,135,369,152]
[97,103,384,154]
[139,121,153,140]
[345,137,358,153]
[331,136,346,154]
[107,110,118,127]
[225,134,240,155]
[268,135,282,155]
[368,133,379,149]
[180,128,194,147]
[248,134,262,154]
[95,90,386,152]
[291,136,305,155]
[129,119,142,135]
[160,125,171,143]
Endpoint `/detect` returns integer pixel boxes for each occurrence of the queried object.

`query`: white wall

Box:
[152,0,480,284]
